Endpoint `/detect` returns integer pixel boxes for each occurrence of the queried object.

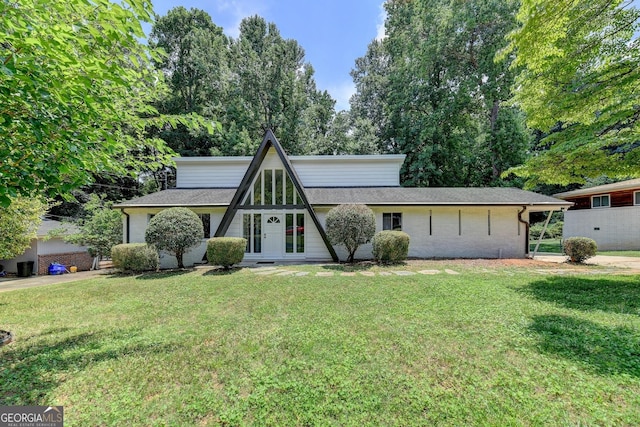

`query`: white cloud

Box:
[328,81,356,112]
[376,1,387,41]
[211,0,267,38]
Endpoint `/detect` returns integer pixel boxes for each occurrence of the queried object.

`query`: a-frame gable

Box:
[214,129,339,262]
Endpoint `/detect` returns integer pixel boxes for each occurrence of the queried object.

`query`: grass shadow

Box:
[134,269,195,281]
[322,261,380,272]
[529,314,640,377]
[202,267,242,276]
[521,276,640,316]
[0,329,177,405]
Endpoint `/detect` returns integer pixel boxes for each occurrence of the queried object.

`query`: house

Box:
[554,178,640,250]
[0,219,93,276]
[114,130,571,267]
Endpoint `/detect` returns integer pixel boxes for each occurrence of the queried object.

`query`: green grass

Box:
[2,262,640,425]
[600,250,640,257]
[530,238,563,253]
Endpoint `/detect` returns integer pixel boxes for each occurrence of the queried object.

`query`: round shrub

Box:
[372,230,410,264]
[145,207,204,268]
[563,237,597,263]
[111,243,159,273]
[207,237,247,269]
[325,204,376,263]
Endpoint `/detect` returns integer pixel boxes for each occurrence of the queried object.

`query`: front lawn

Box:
[2,262,640,425]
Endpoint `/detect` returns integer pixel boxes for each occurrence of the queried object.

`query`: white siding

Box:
[564,206,640,250]
[0,240,37,274]
[175,151,404,188]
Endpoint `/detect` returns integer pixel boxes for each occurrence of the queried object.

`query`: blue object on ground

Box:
[48,263,66,275]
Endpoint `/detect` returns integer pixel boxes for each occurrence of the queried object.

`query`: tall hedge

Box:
[372,230,410,264]
[207,237,246,269]
[111,243,159,273]
[325,204,376,263]
[145,207,203,268]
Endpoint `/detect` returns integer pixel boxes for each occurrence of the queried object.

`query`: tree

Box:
[0,0,212,207]
[503,0,640,187]
[325,204,376,263]
[0,197,46,260]
[354,0,529,187]
[62,195,123,268]
[145,207,203,268]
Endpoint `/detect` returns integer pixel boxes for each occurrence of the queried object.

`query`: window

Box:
[635,191,640,205]
[242,168,301,207]
[383,213,402,230]
[592,194,610,208]
[285,213,305,253]
[198,214,211,238]
[242,213,262,253]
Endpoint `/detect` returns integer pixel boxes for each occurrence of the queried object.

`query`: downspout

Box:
[517,206,529,257]
[120,209,130,244]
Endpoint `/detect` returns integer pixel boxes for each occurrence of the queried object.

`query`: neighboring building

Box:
[0,219,93,275]
[114,131,571,267]
[554,178,640,250]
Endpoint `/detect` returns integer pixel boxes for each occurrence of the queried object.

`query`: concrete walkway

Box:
[534,254,640,270]
[0,270,108,293]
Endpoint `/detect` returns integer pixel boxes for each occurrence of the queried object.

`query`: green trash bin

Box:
[17,261,34,277]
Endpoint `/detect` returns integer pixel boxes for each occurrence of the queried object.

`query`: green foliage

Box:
[503,0,640,187]
[325,204,376,263]
[63,195,122,259]
[206,237,246,269]
[145,207,203,268]
[530,221,563,240]
[111,243,159,273]
[353,0,529,187]
[563,237,598,263]
[0,197,46,260]
[372,230,410,264]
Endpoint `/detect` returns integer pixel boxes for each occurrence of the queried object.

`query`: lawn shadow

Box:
[0,328,177,405]
[322,261,381,272]
[134,269,195,280]
[202,266,242,276]
[521,276,640,316]
[529,314,640,377]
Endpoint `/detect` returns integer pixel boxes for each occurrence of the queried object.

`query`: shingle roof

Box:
[554,178,640,199]
[114,186,571,210]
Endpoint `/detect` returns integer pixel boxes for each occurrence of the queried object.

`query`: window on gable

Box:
[592,194,610,208]
[243,168,301,207]
[383,213,402,230]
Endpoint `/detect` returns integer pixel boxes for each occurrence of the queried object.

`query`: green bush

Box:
[325,204,376,263]
[530,221,564,240]
[145,207,204,268]
[563,237,597,263]
[372,230,410,264]
[207,237,247,269]
[111,243,159,273]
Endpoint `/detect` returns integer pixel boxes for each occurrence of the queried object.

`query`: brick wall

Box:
[38,252,94,275]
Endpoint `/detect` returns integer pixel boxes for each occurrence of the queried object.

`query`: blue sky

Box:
[149,0,386,111]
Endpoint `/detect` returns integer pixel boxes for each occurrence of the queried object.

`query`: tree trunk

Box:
[176,252,184,269]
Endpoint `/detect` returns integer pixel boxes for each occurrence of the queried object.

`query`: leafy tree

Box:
[0,0,214,208]
[145,207,203,268]
[0,197,46,260]
[62,195,123,266]
[353,0,528,187]
[502,0,640,187]
[325,204,376,263]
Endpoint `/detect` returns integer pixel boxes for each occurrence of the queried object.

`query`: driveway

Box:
[534,254,640,270]
[0,270,107,293]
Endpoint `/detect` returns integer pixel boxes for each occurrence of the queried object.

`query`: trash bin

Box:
[17,261,34,277]
[48,263,66,275]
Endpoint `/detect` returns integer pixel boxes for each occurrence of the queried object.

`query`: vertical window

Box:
[383,213,402,230]
[286,214,294,253]
[263,170,273,205]
[253,173,262,205]
[253,213,262,253]
[635,191,640,205]
[285,174,295,205]
[592,194,610,208]
[243,214,251,253]
[275,169,283,205]
[297,213,305,253]
[199,214,211,238]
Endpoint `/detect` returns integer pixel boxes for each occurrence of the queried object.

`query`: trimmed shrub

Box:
[325,204,376,263]
[145,207,203,268]
[372,230,410,264]
[207,237,247,269]
[563,237,597,263]
[111,243,159,273]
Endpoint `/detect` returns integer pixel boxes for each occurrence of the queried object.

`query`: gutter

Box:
[120,209,130,244]
[517,206,529,256]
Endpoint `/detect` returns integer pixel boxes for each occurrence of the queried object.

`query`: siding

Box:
[564,206,640,250]
[176,151,404,188]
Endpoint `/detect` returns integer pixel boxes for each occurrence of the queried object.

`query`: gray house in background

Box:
[115,131,571,268]
[0,219,93,276]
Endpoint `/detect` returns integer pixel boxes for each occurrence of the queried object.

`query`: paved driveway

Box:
[534,254,640,270]
[0,270,106,293]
